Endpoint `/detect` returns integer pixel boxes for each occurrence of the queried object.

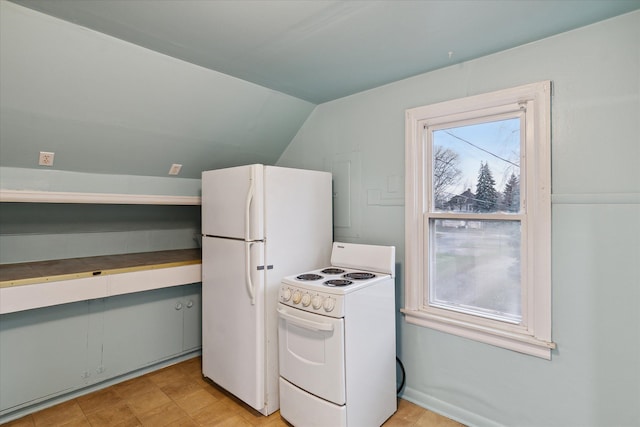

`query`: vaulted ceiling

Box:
[2,0,638,179]
[11,0,640,103]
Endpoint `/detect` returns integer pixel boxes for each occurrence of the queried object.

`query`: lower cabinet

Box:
[0,283,202,419]
[0,301,91,411]
[100,287,184,378]
[182,283,202,352]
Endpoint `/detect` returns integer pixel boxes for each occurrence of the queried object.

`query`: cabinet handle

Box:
[175,302,183,310]
[186,300,194,308]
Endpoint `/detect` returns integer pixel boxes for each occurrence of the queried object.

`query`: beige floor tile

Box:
[213,414,253,427]
[162,418,199,427]
[178,357,202,377]
[112,377,158,400]
[261,417,293,427]
[10,355,461,427]
[383,416,418,426]
[190,400,239,427]
[32,401,85,427]
[174,388,222,416]
[76,388,124,415]
[57,418,91,427]
[137,401,188,427]
[382,398,434,426]
[235,407,279,426]
[126,388,172,416]
[414,410,466,427]
[84,402,137,427]
[193,375,219,390]
[242,412,289,427]
[109,418,143,427]
[146,365,189,389]
[199,380,233,402]
[160,378,204,401]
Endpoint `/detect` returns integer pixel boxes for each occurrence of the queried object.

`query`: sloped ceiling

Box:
[1,0,639,179]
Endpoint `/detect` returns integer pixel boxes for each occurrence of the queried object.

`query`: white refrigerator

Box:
[201,164,332,415]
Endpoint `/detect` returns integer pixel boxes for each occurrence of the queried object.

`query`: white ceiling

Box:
[11,0,640,104]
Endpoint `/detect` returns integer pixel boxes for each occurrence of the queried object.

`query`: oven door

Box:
[277,303,346,405]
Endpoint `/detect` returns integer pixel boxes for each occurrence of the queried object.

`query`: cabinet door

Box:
[0,301,90,413]
[182,283,202,351]
[100,287,183,378]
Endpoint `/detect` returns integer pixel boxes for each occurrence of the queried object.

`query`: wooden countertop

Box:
[0,249,201,288]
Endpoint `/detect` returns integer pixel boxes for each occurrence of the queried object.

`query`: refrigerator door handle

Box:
[245,167,255,241]
[245,241,256,305]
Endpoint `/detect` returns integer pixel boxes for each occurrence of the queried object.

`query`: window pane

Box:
[429,219,522,323]
[432,118,521,213]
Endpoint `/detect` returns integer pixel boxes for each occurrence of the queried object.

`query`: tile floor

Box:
[3,356,463,427]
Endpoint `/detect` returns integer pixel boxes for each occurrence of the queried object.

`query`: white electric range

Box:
[277,242,397,427]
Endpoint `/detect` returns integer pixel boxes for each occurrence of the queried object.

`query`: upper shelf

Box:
[0,189,201,205]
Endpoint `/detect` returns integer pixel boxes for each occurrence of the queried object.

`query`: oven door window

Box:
[278,305,346,405]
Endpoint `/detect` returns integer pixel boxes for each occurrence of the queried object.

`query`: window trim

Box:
[402,81,555,359]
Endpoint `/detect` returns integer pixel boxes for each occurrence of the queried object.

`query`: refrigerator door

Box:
[202,164,264,241]
[202,236,266,413]
[263,166,333,276]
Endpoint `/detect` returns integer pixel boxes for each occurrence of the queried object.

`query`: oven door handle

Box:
[277,307,334,332]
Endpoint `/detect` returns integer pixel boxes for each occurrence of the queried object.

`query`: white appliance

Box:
[278,242,397,427]
[201,164,332,415]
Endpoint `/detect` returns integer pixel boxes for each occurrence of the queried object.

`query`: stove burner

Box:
[296,273,323,281]
[343,272,376,280]
[324,279,353,287]
[321,268,346,275]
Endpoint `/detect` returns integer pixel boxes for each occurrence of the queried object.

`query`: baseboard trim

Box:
[401,385,505,427]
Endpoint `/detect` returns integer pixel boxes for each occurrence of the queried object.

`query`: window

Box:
[402,81,555,359]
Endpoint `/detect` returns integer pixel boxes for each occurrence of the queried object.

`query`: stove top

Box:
[279,243,396,315]
[283,265,389,295]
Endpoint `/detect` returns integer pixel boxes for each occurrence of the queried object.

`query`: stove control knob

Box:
[301,293,311,307]
[311,295,323,310]
[292,290,302,305]
[323,297,335,312]
[282,288,292,302]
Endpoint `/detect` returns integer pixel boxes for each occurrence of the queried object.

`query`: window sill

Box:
[401,308,555,360]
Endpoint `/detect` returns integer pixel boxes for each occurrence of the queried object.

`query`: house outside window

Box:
[402,81,555,359]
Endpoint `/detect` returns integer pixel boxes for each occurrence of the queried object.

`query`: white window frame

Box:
[402,81,555,359]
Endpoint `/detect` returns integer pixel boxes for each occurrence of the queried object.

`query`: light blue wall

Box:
[278,11,640,427]
[0,201,201,264]
[0,167,201,196]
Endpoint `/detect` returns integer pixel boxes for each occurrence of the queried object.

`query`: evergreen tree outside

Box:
[474,161,499,212]
[501,172,520,212]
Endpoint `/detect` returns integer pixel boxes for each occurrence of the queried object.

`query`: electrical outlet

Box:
[169,164,182,175]
[39,151,55,166]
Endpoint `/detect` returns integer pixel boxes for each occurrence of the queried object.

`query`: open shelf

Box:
[0,189,201,205]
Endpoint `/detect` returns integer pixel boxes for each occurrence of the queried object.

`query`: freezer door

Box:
[263,166,333,276]
[202,164,264,240]
[202,237,266,412]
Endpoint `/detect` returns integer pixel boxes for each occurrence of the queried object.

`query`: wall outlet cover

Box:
[39,151,55,166]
